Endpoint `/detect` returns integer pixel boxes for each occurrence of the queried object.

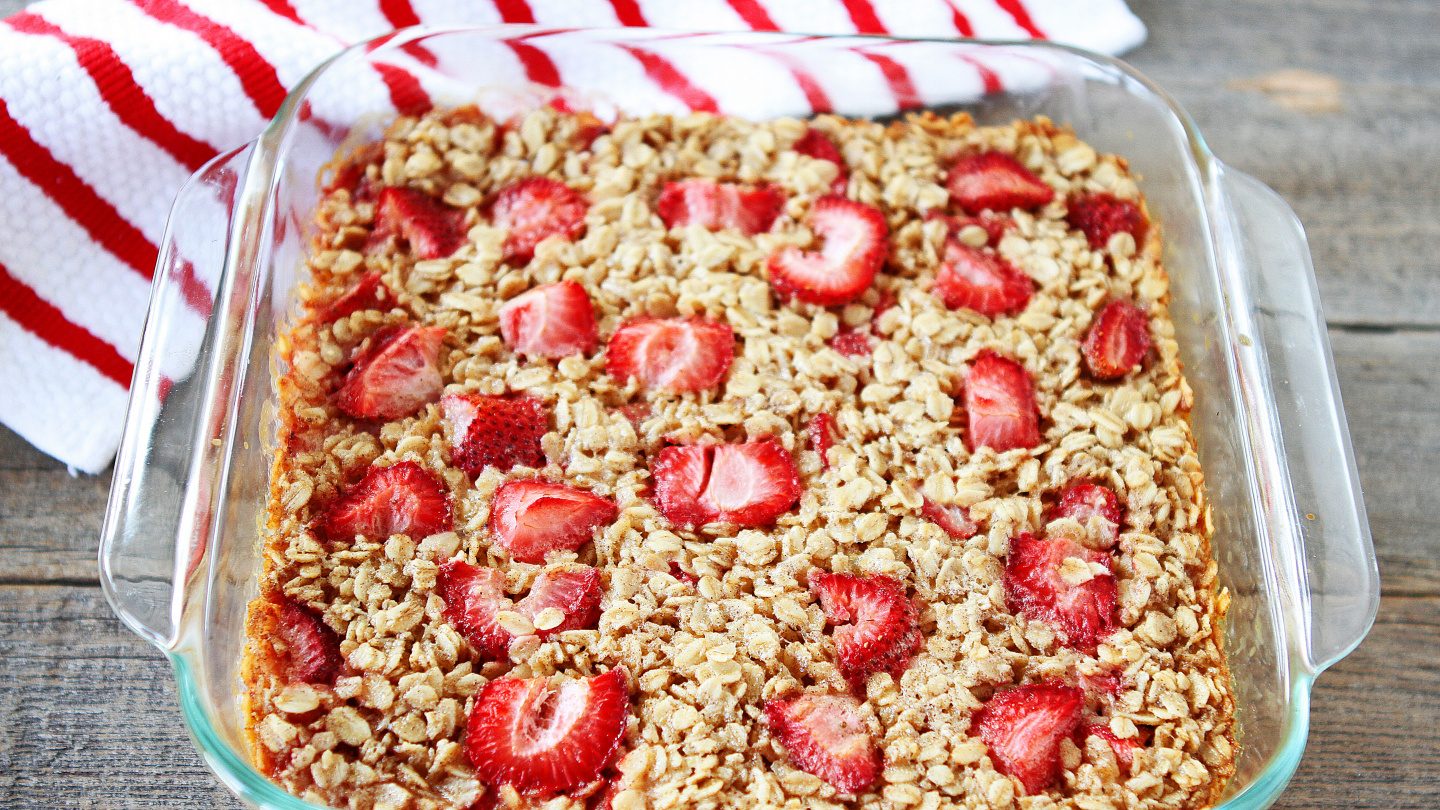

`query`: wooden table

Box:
[1,1,1435,807]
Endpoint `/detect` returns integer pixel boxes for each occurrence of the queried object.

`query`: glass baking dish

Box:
[97,25,1378,810]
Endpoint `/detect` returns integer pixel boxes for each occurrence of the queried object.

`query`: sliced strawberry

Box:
[372,186,467,259]
[491,177,588,262]
[615,402,650,429]
[1066,193,1147,250]
[320,460,452,543]
[466,668,630,795]
[442,392,548,476]
[1081,299,1151,380]
[764,692,880,794]
[807,413,836,470]
[1052,480,1124,548]
[920,498,979,540]
[928,209,1013,246]
[438,559,513,659]
[272,596,343,685]
[499,280,599,360]
[322,271,393,322]
[963,350,1042,452]
[489,480,619,564]
[974,683,1084,794]
[767,196,887,307]
[1079,722,1139,771]
[515,566,604,638]
[1004,532,1117,651]
[605,317,735,392]
[945,152,1054,215]
[1079,670,1123,699]
[828,328,873,358]
[651,440,801,529]
[810,572,922,691]
[933,239,1033,318]
[793,127,848,195]
[656,179,785,235]
[335,324,446,420]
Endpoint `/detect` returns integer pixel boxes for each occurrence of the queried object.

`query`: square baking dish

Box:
[98,25,1378,810]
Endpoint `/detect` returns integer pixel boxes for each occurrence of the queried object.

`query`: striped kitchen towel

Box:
[0,0,1145,473]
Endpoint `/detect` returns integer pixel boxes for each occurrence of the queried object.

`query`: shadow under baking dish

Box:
[99,25,1377,810]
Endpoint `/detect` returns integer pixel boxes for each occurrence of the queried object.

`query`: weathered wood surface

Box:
[0,0,1436,808]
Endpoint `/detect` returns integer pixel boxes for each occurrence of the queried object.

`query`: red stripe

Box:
[174,258,214,318]
[254,0,305,26]
[608,0,648,26]
[788,64,832,113]
[399,40,440,68]
[858,51,921,109]
[373,63,431,115]
[135,0,288,117]
[0,262,133,388]
[0,98,157,279]
[839,0,889,34]
[6,14,219,172]
[504,39,562,86]
[958,53,1003,94]
[494,0,538,23]
[939,0,975,36]
[996,0,1046,38]
[725,0,780,30]
[378,0,421,28]
[618,45,719,113]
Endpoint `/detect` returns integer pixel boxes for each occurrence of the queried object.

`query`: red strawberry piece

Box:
[1066,192,1147,250]
[793,127,848,194]
[515,566,604,638]
[615,402,650,429]
[807,413,836,470]
[499,280,599,360]
[767,196,887,307]
[1079,722,1140,771]
[1079,670,1123,699]
[335,324,446,420]
[667,561,698,586]
[438,559,514,659]
[605,317,735,392]
[974,683,1084,794]
[945,152,1054,215]
[1081,299,1151,380]
[491,177,588,262]
[933,239,1033,318]
[929,209,1015,246]
[442,392,548,476]
[320,460,452,543]
[828,328,873,358]
[272,596,343,685]
[466,668,630,795]
[322,271,393,322]
[651,439,802,529]
[372,186,467,259]
[920,498,979,540]
[489,480,619,564]
[963,350,1042,452]
[1052,480,1124,548]
[1004,532,1117,651]
[810,571,923,691]
[764,692,880,794]
[656,179,785,235]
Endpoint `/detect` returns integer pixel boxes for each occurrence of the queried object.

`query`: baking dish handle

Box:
[99,145,253,650]
[1216,166,1380,674]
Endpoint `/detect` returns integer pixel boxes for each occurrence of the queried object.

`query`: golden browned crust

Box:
[242,106,1235,809]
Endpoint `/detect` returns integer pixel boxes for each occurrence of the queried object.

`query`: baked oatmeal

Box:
[243,104,1236,810]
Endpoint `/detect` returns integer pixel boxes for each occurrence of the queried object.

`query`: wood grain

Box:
[0,0,1437,808]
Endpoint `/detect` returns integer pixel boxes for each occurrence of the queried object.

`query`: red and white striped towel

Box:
[0,0,1145,474]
